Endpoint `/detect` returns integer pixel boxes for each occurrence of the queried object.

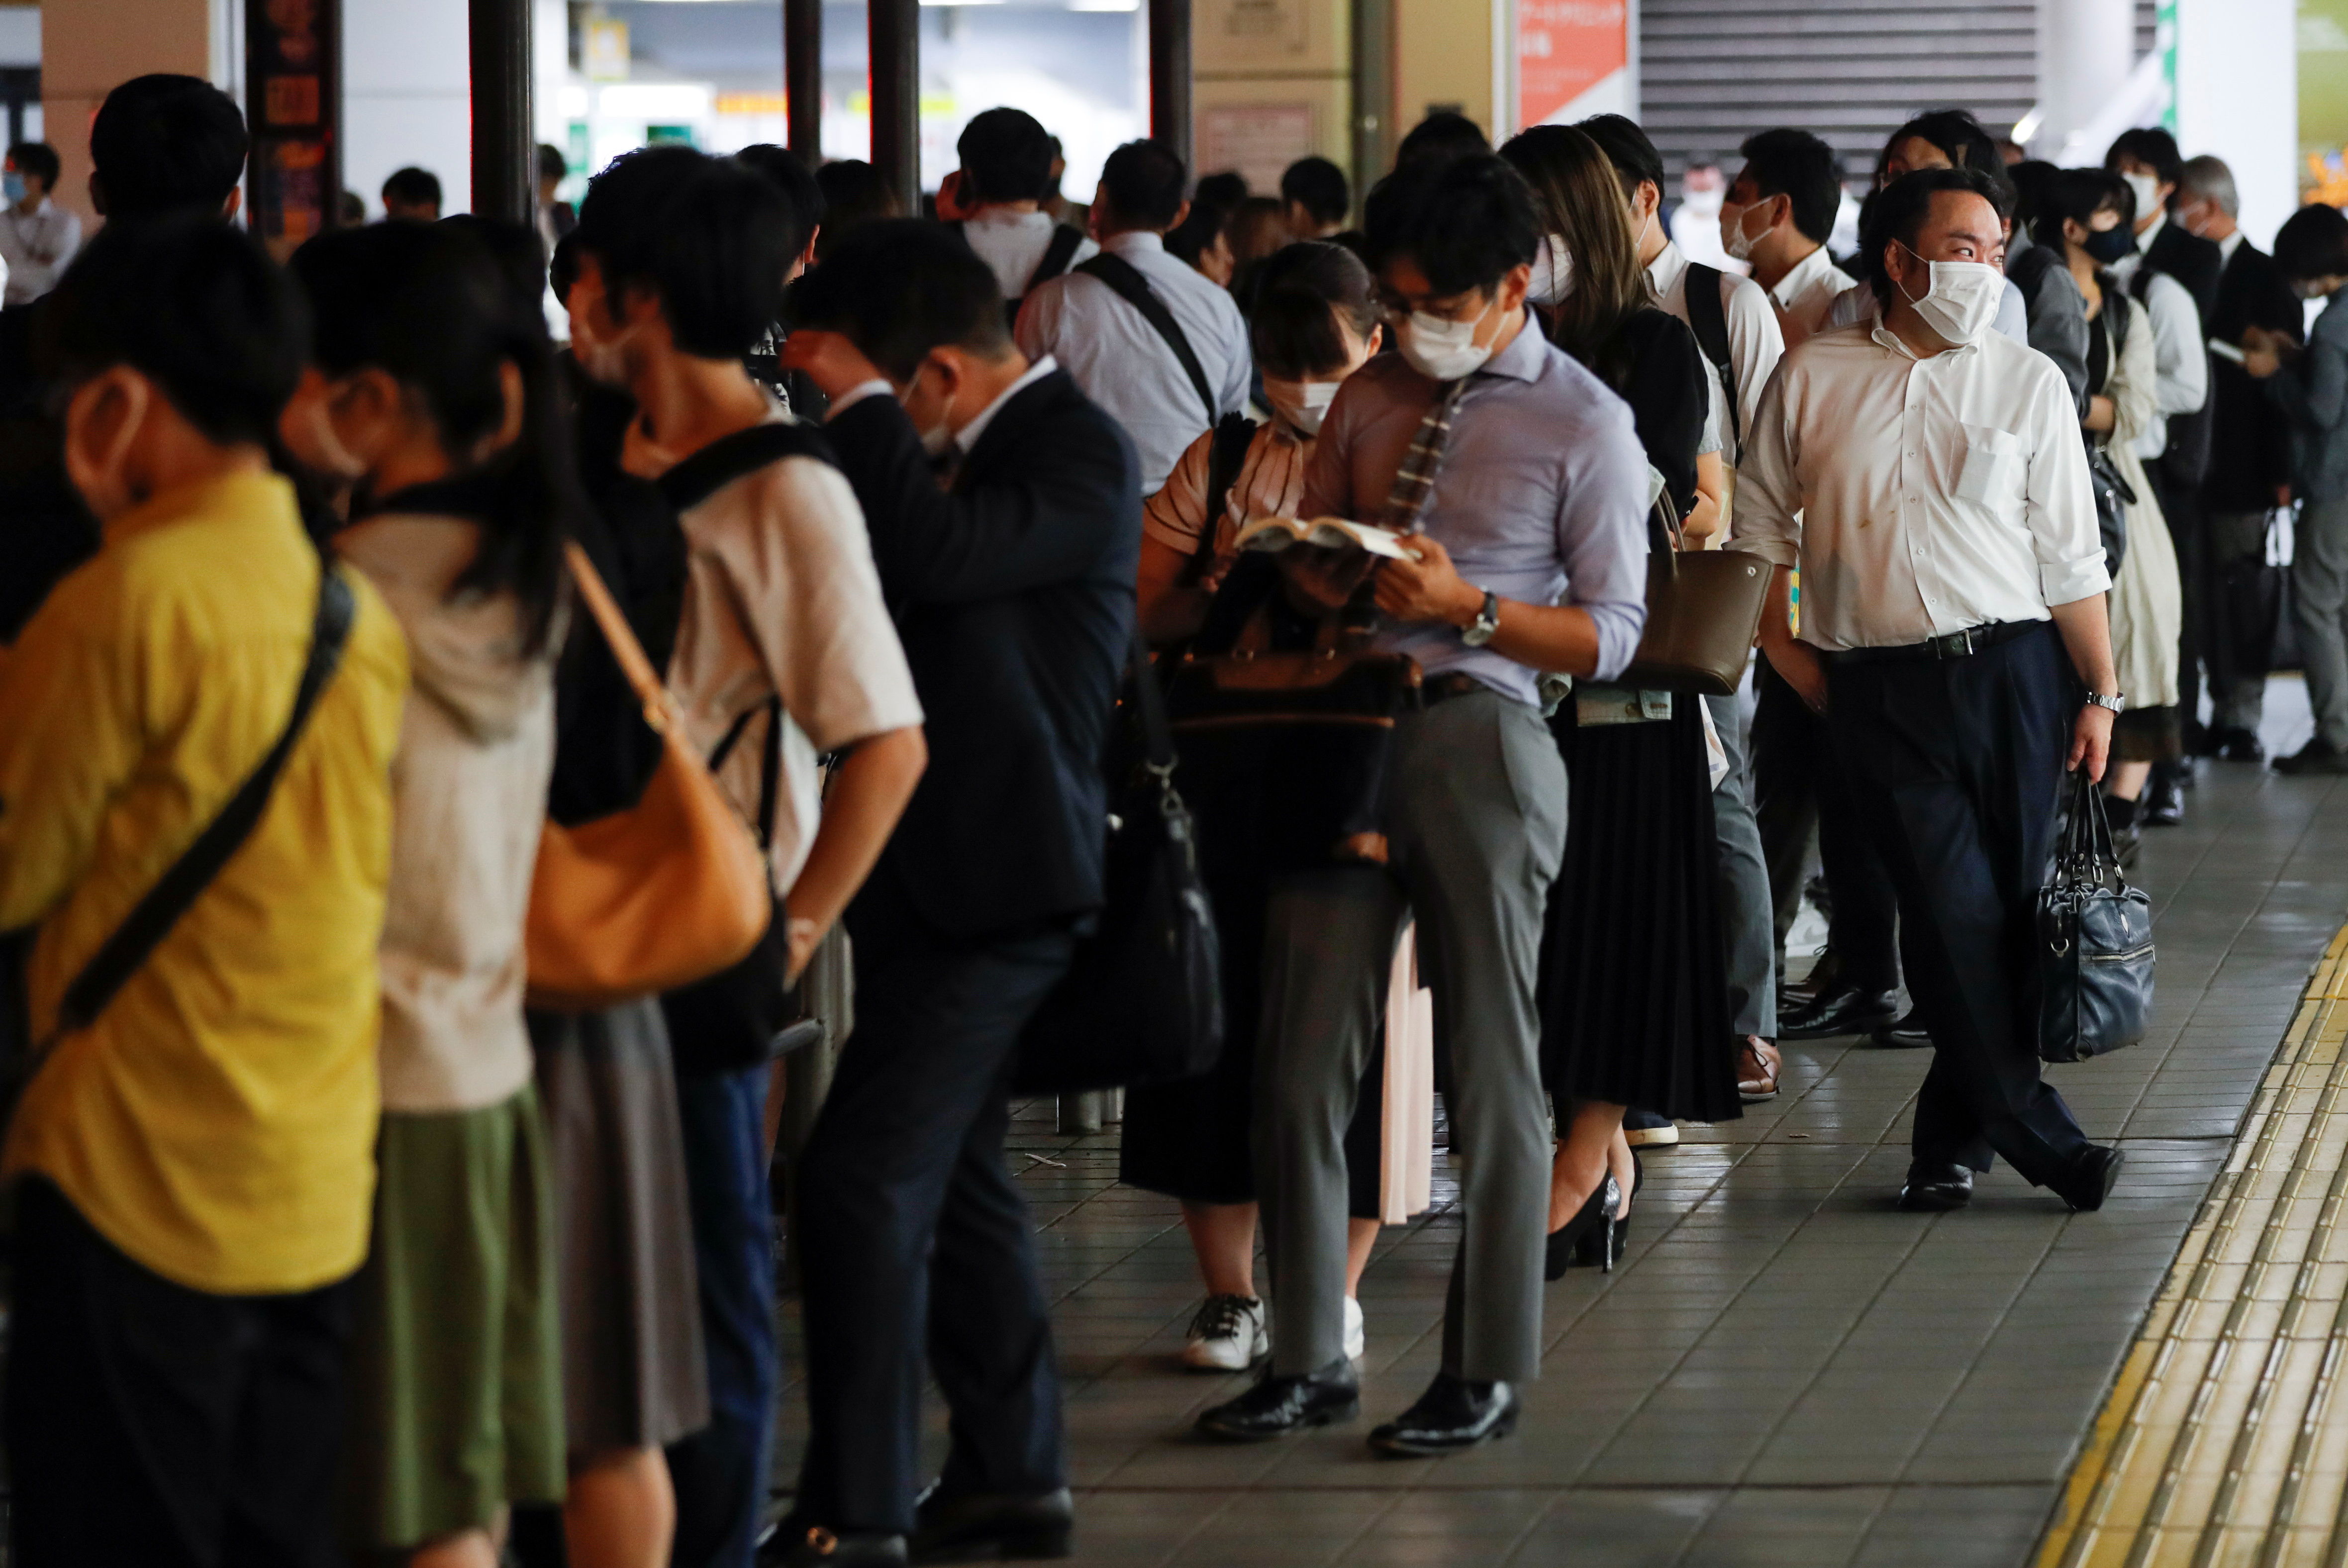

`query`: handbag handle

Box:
[2060,769,2125,889]
[565,541,679,735]
[1129,622,1178,782]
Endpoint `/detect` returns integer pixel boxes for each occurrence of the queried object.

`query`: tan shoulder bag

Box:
[525,542,772,1010]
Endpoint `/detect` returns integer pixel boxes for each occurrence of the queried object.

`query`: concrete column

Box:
[2035,0,2134,162]
[41,0,224,230]
[2173,0,2297,247]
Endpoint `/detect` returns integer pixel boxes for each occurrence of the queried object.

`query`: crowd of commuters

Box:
[0,55,2334,1568]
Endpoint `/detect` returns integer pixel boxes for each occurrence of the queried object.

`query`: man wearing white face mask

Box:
[2106,127,2223,321]
[1736,167,2128,1218]
[1723,129,1857,351]
[783,220,1142,1565]
[1290,152,1649,1457]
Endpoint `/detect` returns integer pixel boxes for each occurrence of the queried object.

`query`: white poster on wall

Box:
[1197,103,1316,193]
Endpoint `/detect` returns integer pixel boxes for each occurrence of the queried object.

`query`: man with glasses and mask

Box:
[1735,167,2128,1218]
[1281,152,1647,1456]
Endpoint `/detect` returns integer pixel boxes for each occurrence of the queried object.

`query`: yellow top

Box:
[0,469,408,1294]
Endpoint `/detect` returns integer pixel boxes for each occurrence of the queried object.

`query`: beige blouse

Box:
[1143,419,1311,561]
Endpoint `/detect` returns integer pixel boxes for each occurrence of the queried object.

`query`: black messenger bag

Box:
[2038,771,2156,1064]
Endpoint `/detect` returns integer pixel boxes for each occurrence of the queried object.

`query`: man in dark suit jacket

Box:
[774,220,1141,1568]
[2175,155,2303,760]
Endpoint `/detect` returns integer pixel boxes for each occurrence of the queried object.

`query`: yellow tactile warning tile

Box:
[2039,926,2348,1568]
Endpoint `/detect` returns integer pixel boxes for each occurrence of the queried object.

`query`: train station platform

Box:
[771,680,2348,1568]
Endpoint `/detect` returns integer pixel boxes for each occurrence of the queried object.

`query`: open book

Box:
[1233,515,1414,560]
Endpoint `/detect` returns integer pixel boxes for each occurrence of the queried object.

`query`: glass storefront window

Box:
[549,0,1145,201]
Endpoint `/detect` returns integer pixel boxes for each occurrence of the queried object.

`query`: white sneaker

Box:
[1343,1295,1366,1361]
[1182,1293,1270,1371]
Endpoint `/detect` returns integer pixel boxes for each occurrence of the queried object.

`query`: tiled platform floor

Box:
[769,682,2348,1568]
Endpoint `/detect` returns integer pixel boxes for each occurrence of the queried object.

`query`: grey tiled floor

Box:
[771,681,2348,1567]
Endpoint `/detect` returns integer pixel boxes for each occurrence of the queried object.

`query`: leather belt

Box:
[1420,673,1490,707]
[1824,620,2042,666]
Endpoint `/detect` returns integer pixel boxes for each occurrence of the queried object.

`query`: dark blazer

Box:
[827,367,1142,940]
[2144,217,2225,320]
[2202,238,2305,512]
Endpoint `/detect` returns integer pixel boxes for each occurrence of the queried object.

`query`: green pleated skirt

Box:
[343,1084,567,1550]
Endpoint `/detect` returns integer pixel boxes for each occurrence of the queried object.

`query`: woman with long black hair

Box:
[287,218,587,1568]
[1500,123,1742,1276]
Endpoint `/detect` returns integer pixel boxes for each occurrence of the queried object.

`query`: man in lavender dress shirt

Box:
[1193,154,1649,1455]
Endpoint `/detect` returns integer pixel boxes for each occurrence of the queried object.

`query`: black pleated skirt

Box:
[1539,702,1742,1124]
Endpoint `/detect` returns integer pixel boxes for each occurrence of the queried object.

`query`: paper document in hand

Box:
[1233,515,1413,559]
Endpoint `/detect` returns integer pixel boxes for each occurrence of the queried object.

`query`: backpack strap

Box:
[656,422,837,513]
[1076,252,1218,426]
[706,694,785,850]
[1683,261,1739,456]
[46,561,356,1046]
[1185,413,1258,585]
[1029,224,1086,292]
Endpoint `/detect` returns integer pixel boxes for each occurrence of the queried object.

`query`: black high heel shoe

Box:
[1574,1150,1642,1269]
[1544,1173,1621,1281]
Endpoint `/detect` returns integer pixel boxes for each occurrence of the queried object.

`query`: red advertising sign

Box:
[1517,0,1628,131]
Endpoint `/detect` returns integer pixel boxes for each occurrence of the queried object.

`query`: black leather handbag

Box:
[2038,771,2156,1064]
[1012,627,1224,1093]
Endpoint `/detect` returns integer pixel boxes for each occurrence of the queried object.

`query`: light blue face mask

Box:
[2,173,24,203]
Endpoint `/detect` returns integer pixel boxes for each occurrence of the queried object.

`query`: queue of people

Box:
[0,59,2323,1568]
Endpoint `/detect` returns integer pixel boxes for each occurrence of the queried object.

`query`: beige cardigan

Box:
[338,514,554,1115]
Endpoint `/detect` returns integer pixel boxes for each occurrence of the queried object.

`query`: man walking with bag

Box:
[1736,167,2127,1215]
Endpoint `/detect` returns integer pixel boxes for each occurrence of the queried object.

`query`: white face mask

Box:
[1264,377,1339,437]
[1528,236,1575,306]
[1895,245,2005,347]
[906,359,957,457]
[2121,171,2162,226]
[1680,185,1723,218]
[1396,300,1497,382]
[1721,198,1771,264]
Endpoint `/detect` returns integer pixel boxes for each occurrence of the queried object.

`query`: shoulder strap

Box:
[1029,224,1085,292]
[1683,262,1738,453]
[1076,252,1218,426]
[704,694,785,850]
[1187,413,1258,583]
[48,562,357,1044]
[656,422,838,513]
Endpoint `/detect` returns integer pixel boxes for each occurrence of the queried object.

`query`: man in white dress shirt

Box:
[0,142,74,306]
[947,108,1096,317]
[1018,139,1252,494]
[1736,167,2129,1216]
[1723,129,1858,351]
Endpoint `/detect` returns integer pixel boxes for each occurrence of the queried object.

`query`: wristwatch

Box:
[1461,589,1502,648]
[2087,690,2126,714]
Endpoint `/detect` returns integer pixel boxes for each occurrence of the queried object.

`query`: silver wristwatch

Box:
[2087,690,2126,714]
[1461,589,1502,648]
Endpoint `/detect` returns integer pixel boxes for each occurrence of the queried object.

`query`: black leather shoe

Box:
[1897,1161,1974,1212]
[2143,766,2186,826]
[1870,1009,1932,1050]
[2212,727,2266,763]
[906,1486,1072,1564]
[2053,1145,2126,1213]
[1368,1374,1521,1457]
[1196,1358,1361,1442]
[1779,984,1899,1040]
[1781,945,1842,1007]
[761,1524,908,1567]
[2275,739,2348,776]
